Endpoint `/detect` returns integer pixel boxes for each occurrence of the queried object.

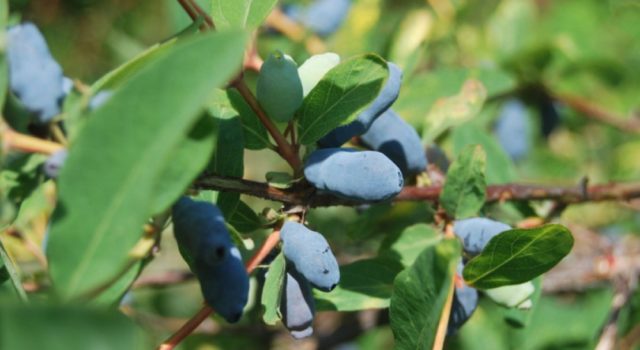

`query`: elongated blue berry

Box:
[453,217,511,256]
[495,99,530,161]
[360,109,427,176]
[281,266,315,339]
[284,0,351,37]
[448,262,478,334]
[172,197,249,323]
[304,148,404,201]
[318,62,403,148]
[7,23,65,124]
[280,221,339,292]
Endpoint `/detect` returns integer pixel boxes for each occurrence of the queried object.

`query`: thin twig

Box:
[1,120,64,155]
[186,0,214,28]
[158,229,282,350]
[231,79,302,171]
[265,8,326,54]
[554,94,640,134]
[595,276,637,350]
[133,271,194,289]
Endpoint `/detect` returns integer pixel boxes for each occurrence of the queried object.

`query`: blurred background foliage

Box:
[2,0,640,349]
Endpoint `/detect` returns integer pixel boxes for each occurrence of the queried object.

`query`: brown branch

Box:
[230,79,302,171]
[1,119,64,155]
[265,8,326,54]
[174,1,302,172]
[193,173,640,207]
[554,94,640,134]
[132,271,194,289]
[186,0,214,28]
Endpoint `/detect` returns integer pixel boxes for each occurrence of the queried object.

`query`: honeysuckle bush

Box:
[1,0,639,349]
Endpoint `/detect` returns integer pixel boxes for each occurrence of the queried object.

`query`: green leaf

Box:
[210,116,244,178]
[227,89,271,150]
[46,31,246,300]
[0,240,27,302]
[394,68,515,127]
[0,153,45,207]
[261,252,285,325]
[0,304,148,349]
[150,115,217,215]
[422,79,487,143]
[211,0,278,29]
[0,0,8,109]
[297,54,388,145]
[65,39,179,141]
[451,119,517,184]
[315,257,404,311]
[378,223,441,268]
[209,113,245,218]
[463,224,574,289]
[227,200,261,233]
[389,239,461,350]
[265,171,293,189]
[91,40,177,93]
[440,145,487,219]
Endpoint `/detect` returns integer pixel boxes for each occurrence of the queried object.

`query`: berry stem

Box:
[157,229,282,350]
[175,0,301,172]
[1,120,64,155]
[553,93,640,134]
[231,78,302,171]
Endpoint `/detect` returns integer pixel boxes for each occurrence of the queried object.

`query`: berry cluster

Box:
[301,59,427,201]
[171,198,339,338]
[449,217,536,332]
[6,22,113,178]
[279,221,340,338]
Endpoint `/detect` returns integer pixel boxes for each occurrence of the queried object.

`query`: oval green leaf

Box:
[261,252,285,325]
[46,31,246,300]
[314,257,404,312]
[463,224,574,289]
[440,144,487,218]
[297,54,388,145]
[389,238,461,350]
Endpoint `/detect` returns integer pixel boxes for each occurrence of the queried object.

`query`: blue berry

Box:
[495,99,530,161]
[280,221,339,292]
[284,0,351,37]
[281,266,315,339]
[43,149,68,179]
[172,197,249,323]
[360,109,427,176]
[7,22,65,124]
[318,62,403,148]
[304,148,404,202]
[453,218,511,257]
[448,262,478,334]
